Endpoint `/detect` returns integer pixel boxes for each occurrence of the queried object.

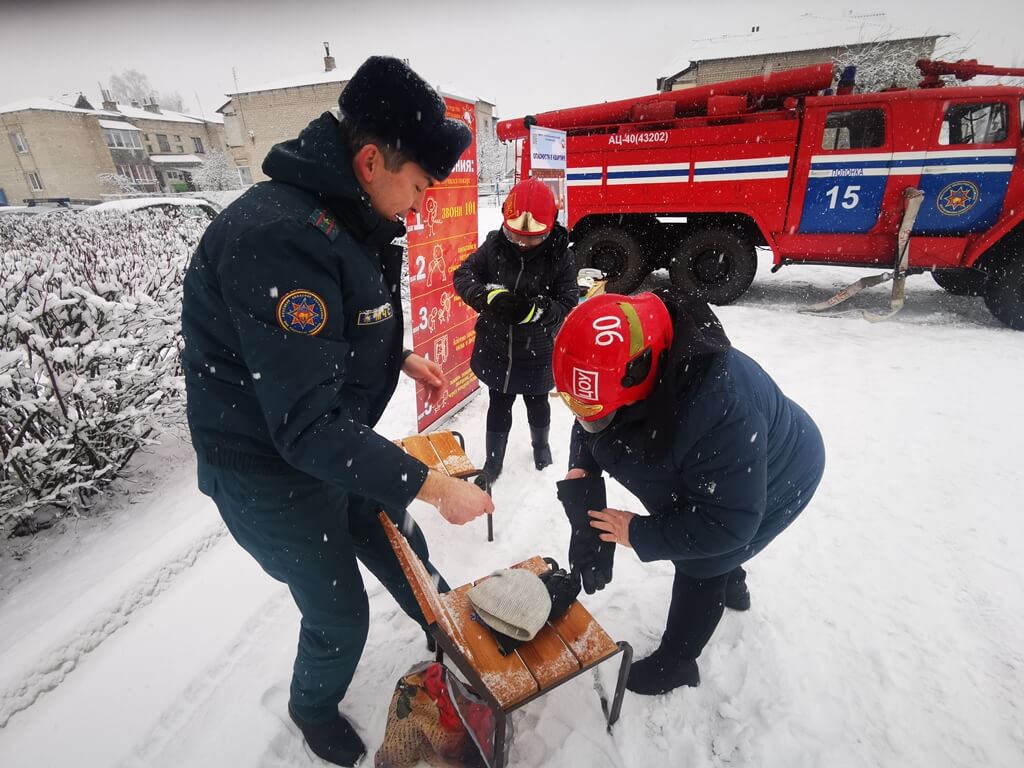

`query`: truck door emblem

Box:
[937,181,979,216]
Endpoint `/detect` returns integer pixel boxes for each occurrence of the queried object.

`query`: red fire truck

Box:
[496,60,1024,329]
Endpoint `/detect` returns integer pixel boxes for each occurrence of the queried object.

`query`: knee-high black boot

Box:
[474,431,509,490]
[530,425,553,470]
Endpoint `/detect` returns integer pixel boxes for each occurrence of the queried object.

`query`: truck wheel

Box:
[931,269,987,296]
[575,227,647,294]
[669,229,756,305]
[983,259,1024,330]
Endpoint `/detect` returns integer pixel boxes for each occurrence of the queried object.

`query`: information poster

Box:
[528,125,568,227]
[406,96,480,432]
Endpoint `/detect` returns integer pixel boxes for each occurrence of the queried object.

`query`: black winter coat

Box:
[568,290,825,577]
[181,112,429,511]
[453,226,577,395]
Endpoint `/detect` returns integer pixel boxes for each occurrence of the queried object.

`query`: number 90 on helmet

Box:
[553,292,673,431]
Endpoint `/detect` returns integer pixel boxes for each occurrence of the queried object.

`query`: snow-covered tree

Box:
[108,69,154,105]
[160,90,187,112]
[96,172,140,194]
[834,33,968,93]
[108,70,188,111]
[191,150,241,192]
[477,129,505,186]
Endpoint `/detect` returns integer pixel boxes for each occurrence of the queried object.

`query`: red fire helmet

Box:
[502,177,557,236]
[553,292,674,423]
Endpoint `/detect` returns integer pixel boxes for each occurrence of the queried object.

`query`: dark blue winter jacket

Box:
[569,290,825,577]
[453,226,577,394]
[181,112,429,510]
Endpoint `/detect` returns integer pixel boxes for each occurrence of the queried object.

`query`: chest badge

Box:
[277,289,328,335]
[357,302,394,325]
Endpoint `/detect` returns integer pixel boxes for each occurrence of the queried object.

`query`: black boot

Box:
[530,425,553,470]
[474,431,509,490]
[288,703,366,767]
[626,646,699,695]
[725,566,751,611]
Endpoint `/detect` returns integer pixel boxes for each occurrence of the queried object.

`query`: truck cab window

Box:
[939,102,1009,145]
[821,109,886,151]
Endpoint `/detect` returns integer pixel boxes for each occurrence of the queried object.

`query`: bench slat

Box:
[426,432,479,478]
[379,513,466,651]
[511,557,619,667]
[440,586,538,708]
[397,435,446,474]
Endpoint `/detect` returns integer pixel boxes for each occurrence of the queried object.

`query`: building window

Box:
[156,134,171,152]
[192,137,205,154]
[103,128,143,149]
[940,102,1009,145]
[238,166,253,186]
[821,109,886,150]
[117,164,157,183]
[27,171,43,191]
[11,132,29,153]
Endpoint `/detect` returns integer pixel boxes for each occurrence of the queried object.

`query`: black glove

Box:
[529,295,553,325]
[538,560,581,621]
[485,288,537,324]
[556,476,615,594]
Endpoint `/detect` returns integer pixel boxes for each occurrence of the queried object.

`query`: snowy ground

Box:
[1,205,1023,768]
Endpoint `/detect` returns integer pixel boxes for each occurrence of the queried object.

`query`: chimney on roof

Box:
[101,88,118,112]
[142,95,162,114]
[323,41,336,72]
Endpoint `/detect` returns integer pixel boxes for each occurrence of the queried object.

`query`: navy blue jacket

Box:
[569,291,825,577]
[453,226,577,394]
[181,112,429,510]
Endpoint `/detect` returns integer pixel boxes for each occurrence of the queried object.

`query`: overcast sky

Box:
[1,0,1021,122]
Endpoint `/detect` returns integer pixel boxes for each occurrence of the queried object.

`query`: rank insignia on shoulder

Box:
[277,289,328,335]
[308,209,339,241]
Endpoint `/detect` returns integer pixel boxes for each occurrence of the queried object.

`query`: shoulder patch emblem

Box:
[277,289,328,335]
[357,302,394,325]
[308,209,340,241]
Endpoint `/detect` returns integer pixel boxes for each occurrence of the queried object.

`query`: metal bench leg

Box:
[492,708,508,768]
[606,642,633,730]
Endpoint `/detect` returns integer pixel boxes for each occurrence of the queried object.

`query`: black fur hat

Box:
[339,56,472,181]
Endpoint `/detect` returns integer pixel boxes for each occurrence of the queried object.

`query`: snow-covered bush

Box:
[0,208,206,532]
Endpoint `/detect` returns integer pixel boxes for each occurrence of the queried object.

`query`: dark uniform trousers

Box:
[197,461,446,722]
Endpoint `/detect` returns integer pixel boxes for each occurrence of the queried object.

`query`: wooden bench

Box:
[380,512,633,768]
[394,430,495,541]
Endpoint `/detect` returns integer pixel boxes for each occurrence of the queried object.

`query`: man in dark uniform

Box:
[181,56,494,766]
[552,290,825,696]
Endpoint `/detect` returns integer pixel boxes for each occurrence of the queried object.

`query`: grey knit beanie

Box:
[468,569,552,641]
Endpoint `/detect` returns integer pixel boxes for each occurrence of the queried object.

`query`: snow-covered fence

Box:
[0,209,206,532]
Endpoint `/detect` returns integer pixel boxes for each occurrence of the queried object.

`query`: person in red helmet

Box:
[553,289,825,695]
[454,178,578,487]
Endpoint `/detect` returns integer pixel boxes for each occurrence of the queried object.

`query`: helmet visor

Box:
[558,391,603,419]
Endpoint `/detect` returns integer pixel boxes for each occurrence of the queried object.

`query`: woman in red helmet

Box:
[553,289,825,695]
[453,178,579,488]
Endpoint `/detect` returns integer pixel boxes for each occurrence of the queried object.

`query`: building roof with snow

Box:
[0,96,223,125]
[658,14,947,90]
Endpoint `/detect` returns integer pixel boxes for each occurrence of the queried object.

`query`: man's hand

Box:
[565,468,589,481]
[589,507,636,548]
[402,353,447,406]
[416,471,494,525]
